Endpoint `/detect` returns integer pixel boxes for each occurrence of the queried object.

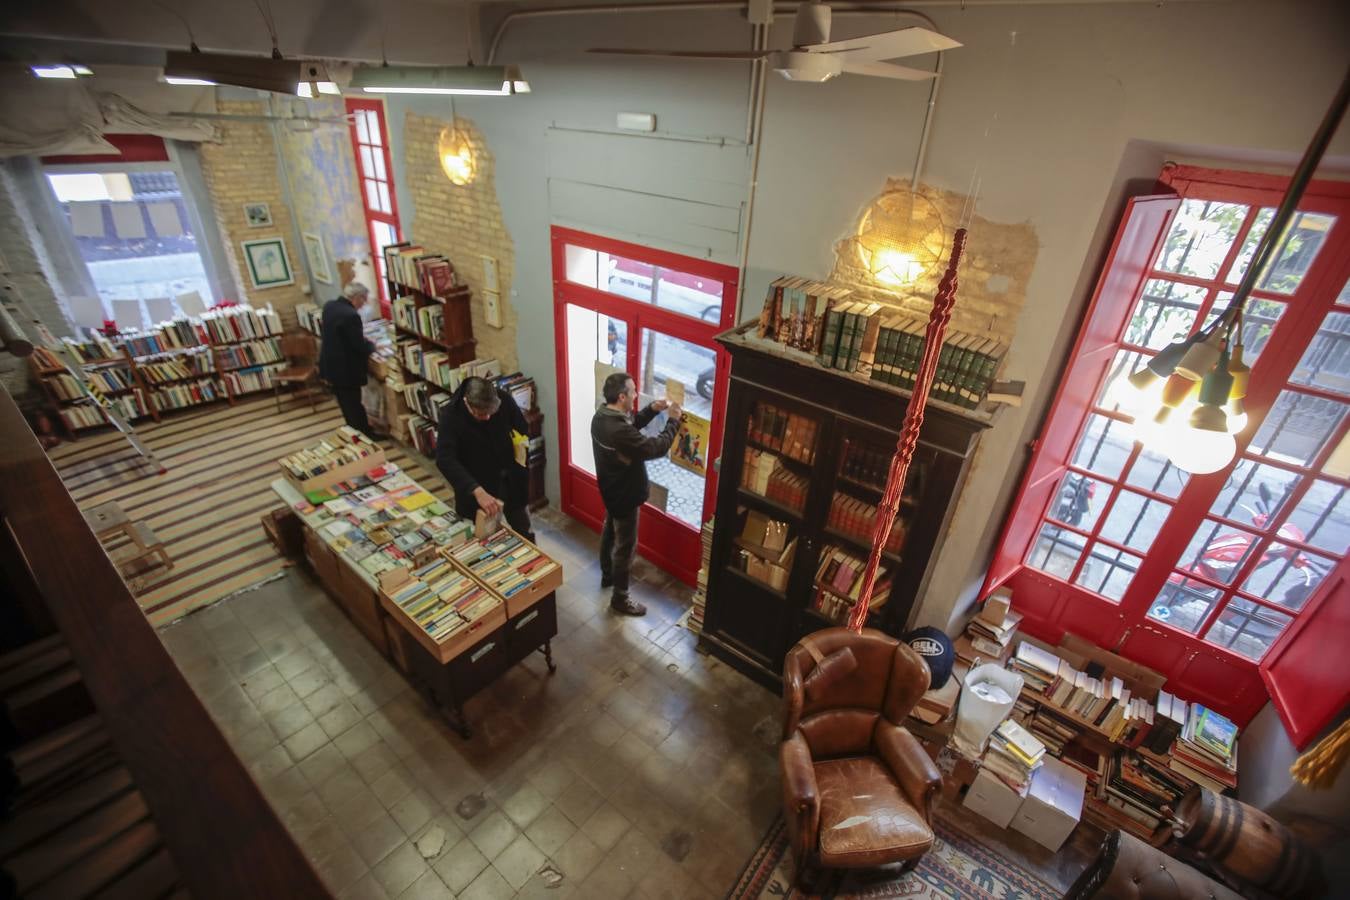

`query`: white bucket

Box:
[952,663,1024,757]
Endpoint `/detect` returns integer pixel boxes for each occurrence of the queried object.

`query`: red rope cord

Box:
[846,228,967,632]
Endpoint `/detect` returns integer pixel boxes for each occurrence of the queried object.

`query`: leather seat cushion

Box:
[815,756,933,868]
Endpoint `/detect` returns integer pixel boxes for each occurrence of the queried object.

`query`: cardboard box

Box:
[1010,756,1087,851]
[962,766,1024,828]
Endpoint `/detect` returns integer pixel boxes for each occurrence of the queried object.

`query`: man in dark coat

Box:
[590,371,681,616]
[435,376,533,539]
[318,282,376,438]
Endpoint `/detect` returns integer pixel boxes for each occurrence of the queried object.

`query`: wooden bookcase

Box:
[391,280,476,368]
[701,325,992,690]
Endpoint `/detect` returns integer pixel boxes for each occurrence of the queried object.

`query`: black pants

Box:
[332,385,374,439]
[600,508,639,602]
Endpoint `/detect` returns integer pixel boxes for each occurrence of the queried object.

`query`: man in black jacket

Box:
[436,376,533,539]
[591,372,682,616]
[318,282,376,438]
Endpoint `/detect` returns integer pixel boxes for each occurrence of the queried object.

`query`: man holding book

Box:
[436,376,534,540]
[591,372,681,616]
[319,282,377,439]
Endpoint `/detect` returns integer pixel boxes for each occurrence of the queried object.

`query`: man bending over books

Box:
[319,282,377,439]
[436,376,534,541]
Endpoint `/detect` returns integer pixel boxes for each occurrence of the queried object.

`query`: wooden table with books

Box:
[270,428,562,738]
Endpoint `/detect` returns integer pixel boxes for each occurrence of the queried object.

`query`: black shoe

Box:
[600,574,613,589]
[610,596,647,616]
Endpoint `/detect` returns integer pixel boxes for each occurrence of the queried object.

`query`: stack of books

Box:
[383,243,457,296]
[48,372,91,401]
[826,492,905,554]
[688,517,714,634]
[1171,704,1238,792]
[756,276,853,354]
[450,529,560,599]
[1143,691,1188,754]
[30,346,65,371]
[747,401,817,464]
[811,545,889,624]
[1098,750,1191,836]
[199,305,282,344]
[954,589,1021,667]
[106,391,150,421]
[403,382,453,422]
[984,718,1046,794]
[416,304,444,342]
[279,427,382,482]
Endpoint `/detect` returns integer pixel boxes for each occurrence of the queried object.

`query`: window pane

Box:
[1148,576,1221,634]
[1209,458,1299,525]
[364,111,383,146]
[1178,520,1263,586]
[371,148,387,181]
[372,220,399,250]
[1239,545,1336,612]
[359,145,374,178]
[1048,472,1107,531]
[1071,413,1132,481]
[1289,479,1350,556]
[1027,522,1085,580]
[377,182,391,215]
[1292,310,1350,395]
[563,244,598,288]
[639,329,715,527]
[1125,279,1206,350]
[565,305,627,476]
[1249,392,1348,468]
[355,110,370,144]
[1202,294,1286,365]
[364,178,380,210]
[1155,199,1247,280]
[1074,542,1142,601]
[1226,208,1336,294]
[1123,444,1190,499]
[1099,490,1174,553]
[1205,598,1291,660]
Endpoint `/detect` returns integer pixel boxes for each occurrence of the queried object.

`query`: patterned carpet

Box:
[729,814,1062,900]
[47,394,452,628]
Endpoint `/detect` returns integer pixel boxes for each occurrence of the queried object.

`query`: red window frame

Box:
[551,226,738,586]
[345,98,402,315]
[984,165,1350,740]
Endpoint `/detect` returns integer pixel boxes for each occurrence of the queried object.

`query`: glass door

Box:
[551,227,738,585]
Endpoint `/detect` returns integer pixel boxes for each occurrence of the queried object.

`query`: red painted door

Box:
[552,227,738,585]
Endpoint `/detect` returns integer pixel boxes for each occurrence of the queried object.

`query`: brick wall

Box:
[828,178,1039,347]
[198,100,309,325]
[403,113,518,371]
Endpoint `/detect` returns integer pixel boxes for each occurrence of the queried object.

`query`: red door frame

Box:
[982,166,1350,727]
[345,98,402,314]
[551,226,738,586]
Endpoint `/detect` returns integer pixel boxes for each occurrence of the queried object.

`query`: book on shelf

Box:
[61,403,108,429]
[149,378,222,411]
[746,400,817,464]
[216,337,283,370]
[139,348,216,384]
[222,362,287,395]
[758,276,853,356]
[449,528,560,600]
[198,305,282,344]
[740,449,808,513]
[296,302,322,335]
[60,334,119,363]
[826,492,905,555]
[810,544,889,624]
[383,244,460,297]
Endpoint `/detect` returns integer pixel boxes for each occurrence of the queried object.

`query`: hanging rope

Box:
[847,228,967,632]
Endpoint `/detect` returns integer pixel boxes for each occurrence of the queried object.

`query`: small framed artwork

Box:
[302,232,333,285]
[243,202,272,227]
[241,237,295,290]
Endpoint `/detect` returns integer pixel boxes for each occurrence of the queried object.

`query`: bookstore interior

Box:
[0,3,1347,899]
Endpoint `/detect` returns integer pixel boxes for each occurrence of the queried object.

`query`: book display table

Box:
[269,459,560,738]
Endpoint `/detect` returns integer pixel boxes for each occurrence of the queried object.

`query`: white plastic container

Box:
[952,663,1024,756]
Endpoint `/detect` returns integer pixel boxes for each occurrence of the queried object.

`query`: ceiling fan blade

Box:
[804,26,961,62]
[588,48,771,60]
[841,61,937,81]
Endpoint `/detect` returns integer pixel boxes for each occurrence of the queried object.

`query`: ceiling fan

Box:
[589,1,960,83]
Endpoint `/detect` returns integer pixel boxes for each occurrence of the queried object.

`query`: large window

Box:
[986,166,1350,730]
[346,98,401,312]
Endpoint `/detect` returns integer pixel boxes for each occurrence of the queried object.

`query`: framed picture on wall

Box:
[243,202,272,227]
[302,232,333,285]
[241,237,294,290]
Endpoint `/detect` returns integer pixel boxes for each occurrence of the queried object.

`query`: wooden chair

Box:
[272,331,319,413]
[112,522,172,577]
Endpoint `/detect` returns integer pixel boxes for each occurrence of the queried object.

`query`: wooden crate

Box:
[282,446,387,494]
[377,566,508,665]
[447,528,564,618]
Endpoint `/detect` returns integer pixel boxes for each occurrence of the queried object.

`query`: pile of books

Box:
[955,588,1021,667]
[811,545,890,624]
[198,305,282,344]
[827,492,905,554]
[386,556,494,641]
[689,517,714,634]
[1098,750,1191,835]
[296,302,322,335]
[450,529,560,600]
[740,449,809,513]
[139,349,215,384]
[216,337,283,370]
[279,427,383,482]
[984,718,1046,794]
[384,243,457,297]
[149,378,222,411]
[757,276,854,353]
[747,401,818,464]
[1171,704,1238,792]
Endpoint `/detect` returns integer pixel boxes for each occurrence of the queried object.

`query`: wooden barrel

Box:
[1173,787,1325,899]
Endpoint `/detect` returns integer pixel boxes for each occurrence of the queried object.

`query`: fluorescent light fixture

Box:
[164,75,216,86]
[349,63,529,96]
[73,65,93,76]
[33,65,78,79]
[317,81,341,95]
[296,80,341,98]
[164,49,301,95]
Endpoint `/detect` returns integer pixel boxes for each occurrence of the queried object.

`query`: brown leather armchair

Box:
[780,627,943,885]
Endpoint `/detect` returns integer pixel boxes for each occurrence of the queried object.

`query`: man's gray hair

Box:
[463,376,501,413]
[342,282,371,300]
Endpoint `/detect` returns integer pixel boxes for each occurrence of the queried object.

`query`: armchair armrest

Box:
[780,731,820,863]
[874,722,942,822]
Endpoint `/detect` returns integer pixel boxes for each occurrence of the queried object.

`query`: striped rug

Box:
[47,394,453,628]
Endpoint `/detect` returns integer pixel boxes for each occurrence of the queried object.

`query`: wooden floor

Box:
[48,394,453,628]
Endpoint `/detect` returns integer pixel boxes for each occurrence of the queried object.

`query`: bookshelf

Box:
[702,322,990,689]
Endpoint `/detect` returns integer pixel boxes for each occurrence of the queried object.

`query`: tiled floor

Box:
[159,506,1093,899]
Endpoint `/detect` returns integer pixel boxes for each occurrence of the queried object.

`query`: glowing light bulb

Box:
[872,248,923,286]
[1226,397,1248,434]
[1109,367,1162,414]
[1168,428,1237,474]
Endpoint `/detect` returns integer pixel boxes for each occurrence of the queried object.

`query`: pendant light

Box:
[1115,69,1349,475]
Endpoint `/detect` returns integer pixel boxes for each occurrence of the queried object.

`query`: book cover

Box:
[670,412,710,476]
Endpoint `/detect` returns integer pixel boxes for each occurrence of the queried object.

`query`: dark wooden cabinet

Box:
[701,326,991,691]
